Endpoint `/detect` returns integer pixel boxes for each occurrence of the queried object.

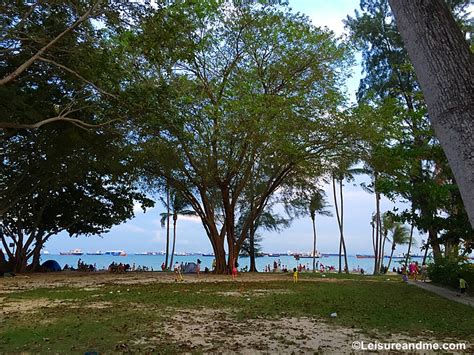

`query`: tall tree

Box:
[386,222,410,269]
[308,190,332,272]
[332,174,349,274]
[389,0,474,227]
[138,2,353,273]
[345,0,473,262]
[160,191,197,268]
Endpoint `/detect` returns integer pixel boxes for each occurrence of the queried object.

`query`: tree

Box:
[160,190,197,267]
[159,186,171,270]
[345,0,473,263]
[332,173,349,274]
[236,206,290,272]
[137,2,353,273]
[389,0,474,227]
[0,1,148,132]
[308,190,332,272]
[1,125,152,273]
[386,222,410,269]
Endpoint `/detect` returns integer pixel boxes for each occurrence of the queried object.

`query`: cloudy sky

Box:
[44,0,427,256]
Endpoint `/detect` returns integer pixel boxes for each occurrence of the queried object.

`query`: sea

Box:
[40,254,423,274]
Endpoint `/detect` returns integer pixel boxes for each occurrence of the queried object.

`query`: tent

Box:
[183,262,198,273]
[42,259,62,272]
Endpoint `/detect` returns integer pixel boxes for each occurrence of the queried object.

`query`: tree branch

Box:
[0,0,100,86]
[0,115,118,130]
[37,56,118,99]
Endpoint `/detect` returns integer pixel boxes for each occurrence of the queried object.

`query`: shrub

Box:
[427,257,474,293]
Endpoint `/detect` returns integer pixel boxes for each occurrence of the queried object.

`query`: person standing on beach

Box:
[293,268,298,283]
[174,262,183,282]
[196,259,201,278]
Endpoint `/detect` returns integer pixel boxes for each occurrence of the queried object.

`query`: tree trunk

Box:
[249,224,257,272]
[30,241,43,271]
[387,244,396,270]
[371,221,375,256]
[389,0,474,227]
[169,215,177,268]
[339,179,349,274]
[381,230,388,269]
[312,216,317,272]
[165,187,170,269]
[332,175,342,273]
[428,228,442,261]
[374,190,381,274]
[404,222,415,268]
[422,241,430,265]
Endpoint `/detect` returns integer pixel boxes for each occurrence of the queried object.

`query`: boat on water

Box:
[356,254,375,259]
[202,253,215,257]
[86,250,103,255]
[321,253,342,257]
[104,250,127,256]
[290,251,321,258]
[60,248,83,255]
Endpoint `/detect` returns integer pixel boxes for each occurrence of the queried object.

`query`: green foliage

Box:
[345,0,473,260]
[428,258,474,293]
[132,1,354,271]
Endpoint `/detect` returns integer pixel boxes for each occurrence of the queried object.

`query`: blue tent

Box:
[42,260,62,272]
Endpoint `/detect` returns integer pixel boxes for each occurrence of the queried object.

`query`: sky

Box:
[44,0,428,256]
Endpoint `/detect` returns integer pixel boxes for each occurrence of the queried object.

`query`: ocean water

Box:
[40,254,417,274]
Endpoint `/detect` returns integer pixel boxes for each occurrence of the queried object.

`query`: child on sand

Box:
[293,268,298,283]
[232,262,238,280]
[174,262,183,282]
[196,259,201,278]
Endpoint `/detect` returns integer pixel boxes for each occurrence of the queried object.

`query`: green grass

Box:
[1,277,473,352]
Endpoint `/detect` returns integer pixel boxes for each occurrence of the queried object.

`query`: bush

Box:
[427,258,474,293]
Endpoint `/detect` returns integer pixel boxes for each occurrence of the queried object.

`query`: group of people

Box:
[67,259,96,272]
[172,259,205,281]
[264,260,345,274]
[400,261,428,282]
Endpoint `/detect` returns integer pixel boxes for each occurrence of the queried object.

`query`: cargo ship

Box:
[59,248,83,255]
[104,250,127,256]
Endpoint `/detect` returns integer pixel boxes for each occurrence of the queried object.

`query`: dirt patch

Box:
[0,271,350,294]
[161,309,361,352]
[1,298,113,314]
[152,309,469,353]
[216,289,293,297]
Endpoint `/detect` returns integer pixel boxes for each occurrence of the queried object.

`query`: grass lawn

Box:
[1,273,473,352]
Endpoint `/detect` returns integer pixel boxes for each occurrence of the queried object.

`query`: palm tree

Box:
[159,186,171,270]
[309,189,332,272]
[386,222,410,270]
[332,174,349,274]
[160,191,197,267]
[380,212,396,268]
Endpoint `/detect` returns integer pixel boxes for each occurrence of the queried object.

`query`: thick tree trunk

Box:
[428,228,442,261]
[389,0,474,227]
[30,242,43,271]
[249,224,257,272]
